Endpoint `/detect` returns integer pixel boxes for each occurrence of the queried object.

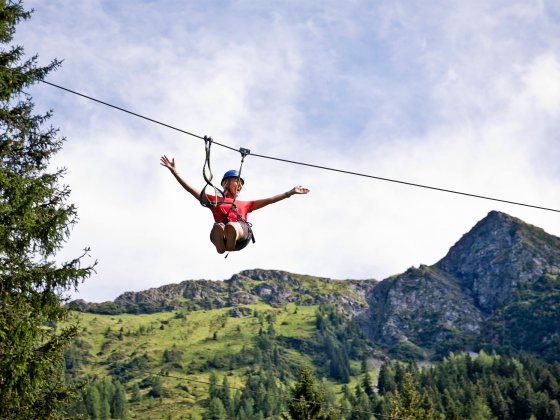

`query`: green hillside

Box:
[64,302,371,418]
[64,302,560,420]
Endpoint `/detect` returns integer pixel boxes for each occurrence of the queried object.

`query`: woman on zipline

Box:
[160,155,310,254]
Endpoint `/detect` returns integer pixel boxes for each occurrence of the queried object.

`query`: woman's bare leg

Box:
[224,222,244,251]
[210,223,226,254]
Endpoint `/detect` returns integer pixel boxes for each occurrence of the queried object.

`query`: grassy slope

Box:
[70,302,362,418]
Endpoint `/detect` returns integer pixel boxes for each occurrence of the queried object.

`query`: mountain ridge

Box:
[436,210,560,311]
[70,210,560,361]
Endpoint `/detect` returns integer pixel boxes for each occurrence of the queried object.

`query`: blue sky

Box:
[15,0,560,302]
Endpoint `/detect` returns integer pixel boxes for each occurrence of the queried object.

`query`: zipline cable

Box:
[23,73,560,214]
[249,151,560,212]
[38,79,239,153]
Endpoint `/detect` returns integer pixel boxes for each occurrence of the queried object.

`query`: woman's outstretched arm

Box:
[160,155,201,200]
[251,185,310,211]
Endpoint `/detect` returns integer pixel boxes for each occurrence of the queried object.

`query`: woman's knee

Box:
[210,223,226,253]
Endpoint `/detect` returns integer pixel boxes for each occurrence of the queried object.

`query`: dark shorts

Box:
[235,221,253,250]
[210,221,253,251]
[236,220,250,241]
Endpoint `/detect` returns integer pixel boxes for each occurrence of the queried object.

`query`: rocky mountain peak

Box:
[436,211,560,311]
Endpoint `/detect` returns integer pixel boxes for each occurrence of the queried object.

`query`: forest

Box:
[63,304,560,419]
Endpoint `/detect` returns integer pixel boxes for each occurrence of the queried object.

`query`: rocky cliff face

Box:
[436,211,560,312]
[363,265,483,357]
[73,269,376,316]
[363,211,560,358]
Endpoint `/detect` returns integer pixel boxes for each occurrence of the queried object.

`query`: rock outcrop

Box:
[363,211,560,358]
[436,211,560,311]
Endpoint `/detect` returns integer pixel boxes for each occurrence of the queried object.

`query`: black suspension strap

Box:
[227,148,250,210]
[199,136,224,208]
[223,147,252,224]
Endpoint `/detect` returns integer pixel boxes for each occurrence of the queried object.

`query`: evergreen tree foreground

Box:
[0,1,95,418]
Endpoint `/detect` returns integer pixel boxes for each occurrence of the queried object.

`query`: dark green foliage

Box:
[287,365,337,420]
[337,352,560,419]
[386,371,434,419]
[66,377,128,419]
[200,304,369,389]
[314,304,369,382]
[146,375,165,398]
[0,1,94,418]
[387,340,427,361]
[218,375,232,416]
[361,369,375,398]
[67,300,124,315]
[203,369,286,419]
[109,353,151,382]
[198,322,298,418]
[63,340,91,383]
[238,369,285,418]
[162,345,183,367]
[208,371,219,401]
[374,352,560,420]
[377,362,397,394]
[62,322,560,419]
[195,315,301,379]
[339,362,383,420]
[204,397,227,420]
[201,304,373,418]
[481,276,560,362]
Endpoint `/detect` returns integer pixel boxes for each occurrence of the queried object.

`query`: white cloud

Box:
[13,0,560,302]
[519,53,560,113]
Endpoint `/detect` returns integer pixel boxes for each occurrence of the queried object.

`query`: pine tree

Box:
[83,385,102,420]
[148,376,164,398]
[288,366,322,419]
[442,388,463,420]
[378,362,397,394]
[100,397,111,420]
[130,383,142,403]
[362,368,375,398]
[349,384,373,420]
[208,371,219,401]
[204,397,227,420]
[239,397,255,419]
[287,365,337,420]
[110,380,128,419]
[0,1,95,418]
[388,371,430,420]
[218,375,232,416]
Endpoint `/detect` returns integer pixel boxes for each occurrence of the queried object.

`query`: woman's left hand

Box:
[289,186,310,195]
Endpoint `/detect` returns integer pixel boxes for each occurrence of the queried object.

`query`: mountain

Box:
[71,211,560,361]
[65,211,560,418]
[70,269,377,316]
[361,264,483,359]
[362,210,560,359]
[437,210,560,311]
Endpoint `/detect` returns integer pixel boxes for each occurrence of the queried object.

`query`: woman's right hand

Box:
[160,155,176,173]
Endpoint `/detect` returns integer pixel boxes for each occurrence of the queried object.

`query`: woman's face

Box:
[224,178,243,196]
